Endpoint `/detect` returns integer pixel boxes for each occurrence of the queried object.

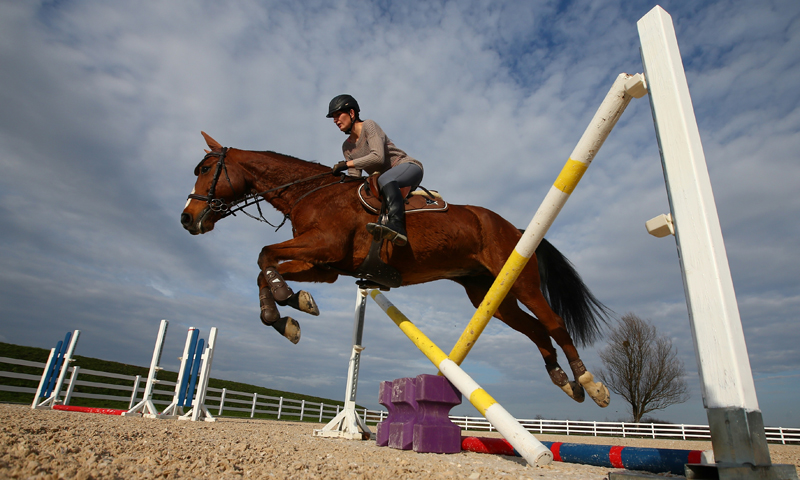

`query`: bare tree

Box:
[597,313,689,423]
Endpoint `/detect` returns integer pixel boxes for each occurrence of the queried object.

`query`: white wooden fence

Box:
[2,356,798,445]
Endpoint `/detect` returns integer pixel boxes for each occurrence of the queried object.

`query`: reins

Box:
[188,148,357,231]
[227,171,351,231]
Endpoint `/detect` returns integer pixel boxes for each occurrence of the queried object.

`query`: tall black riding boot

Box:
[366,181,408,246]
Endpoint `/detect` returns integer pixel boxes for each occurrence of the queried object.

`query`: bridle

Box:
[187,148,234,214]
[187,147,356,230]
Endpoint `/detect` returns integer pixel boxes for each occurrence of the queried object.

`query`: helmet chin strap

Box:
[343,112,356,135]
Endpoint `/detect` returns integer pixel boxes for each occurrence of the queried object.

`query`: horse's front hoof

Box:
[577,371,610,408]
[297,291,319,315]
[279,290,319,316]
[272,317,301,344]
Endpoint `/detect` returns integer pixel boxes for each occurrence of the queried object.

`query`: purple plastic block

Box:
[413,374,463,454]
[388,377,417,450]
[375,381,395,447]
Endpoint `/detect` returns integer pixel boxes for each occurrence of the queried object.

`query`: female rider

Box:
[328,94,423,247]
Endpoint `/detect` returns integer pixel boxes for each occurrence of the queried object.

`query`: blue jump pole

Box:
[45,333,71,396]
[461,436,708,475]
[183,338,204,408]
[177,329,199,408]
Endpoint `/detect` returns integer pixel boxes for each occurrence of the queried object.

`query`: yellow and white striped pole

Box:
[447,72,647,366]
[370,290,553,467]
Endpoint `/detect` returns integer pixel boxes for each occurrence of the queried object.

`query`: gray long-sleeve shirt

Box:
[342,120,423,176]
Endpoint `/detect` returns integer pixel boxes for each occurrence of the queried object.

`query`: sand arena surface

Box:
[1,404,798,479]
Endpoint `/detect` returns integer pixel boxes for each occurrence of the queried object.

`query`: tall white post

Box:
[637,6,796,479]
[124,319,168,417]
[313,285,372,440]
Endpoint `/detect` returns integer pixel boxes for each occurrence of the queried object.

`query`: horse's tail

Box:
[534,237,612,347]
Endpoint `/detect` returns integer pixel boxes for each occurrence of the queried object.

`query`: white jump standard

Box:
[615,6,796,480]
[313,286,373,440]
[125,319,219,422]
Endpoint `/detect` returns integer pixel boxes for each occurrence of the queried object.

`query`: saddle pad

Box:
[358,181,448,215]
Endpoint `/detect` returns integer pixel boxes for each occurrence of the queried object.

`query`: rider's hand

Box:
[332,161,348,175]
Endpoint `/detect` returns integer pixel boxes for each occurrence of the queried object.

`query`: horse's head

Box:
[181,132,248,234]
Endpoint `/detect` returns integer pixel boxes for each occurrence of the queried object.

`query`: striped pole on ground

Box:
[447,72,647,365]
[370,290,553,467]
[461,436,710,475]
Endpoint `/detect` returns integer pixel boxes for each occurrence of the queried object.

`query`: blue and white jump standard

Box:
[124,319,219,422]
[32,330,80,410]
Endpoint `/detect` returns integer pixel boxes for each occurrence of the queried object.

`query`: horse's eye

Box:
[201,165,211,174]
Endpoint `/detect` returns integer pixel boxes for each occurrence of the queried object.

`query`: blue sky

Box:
[1,0,798,428]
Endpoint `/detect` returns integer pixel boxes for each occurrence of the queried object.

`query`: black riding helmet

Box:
[326,94,360,118]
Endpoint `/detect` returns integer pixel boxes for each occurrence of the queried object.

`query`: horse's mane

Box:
[251,150,324,167]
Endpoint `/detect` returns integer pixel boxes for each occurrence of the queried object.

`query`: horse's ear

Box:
[201,131,223,151]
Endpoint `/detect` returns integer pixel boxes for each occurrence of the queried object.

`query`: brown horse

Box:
[181,132,611,407]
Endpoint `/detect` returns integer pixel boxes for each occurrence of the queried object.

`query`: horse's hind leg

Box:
[510,269,609,408]
[453,277,586,404]
[257,272,301,344]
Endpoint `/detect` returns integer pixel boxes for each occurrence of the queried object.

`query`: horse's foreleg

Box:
[255,232,346,330]
[257,272,301,344]
[263,265,320,316]
[273,260,342,316]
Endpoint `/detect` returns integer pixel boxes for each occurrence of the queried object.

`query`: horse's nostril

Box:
[180,212,192,227]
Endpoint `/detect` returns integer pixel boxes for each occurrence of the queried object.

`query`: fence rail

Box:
[2,356,799,445]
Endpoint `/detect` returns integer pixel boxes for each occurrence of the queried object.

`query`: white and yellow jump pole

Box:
[367,71,648,468]
[447,72,648,365]
[370,290,553,467]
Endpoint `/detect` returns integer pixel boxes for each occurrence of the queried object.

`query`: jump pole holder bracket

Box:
[32,330,81,410]
[313,285,372,440]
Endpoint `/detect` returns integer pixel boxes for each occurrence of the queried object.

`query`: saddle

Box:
[357,175,448,214]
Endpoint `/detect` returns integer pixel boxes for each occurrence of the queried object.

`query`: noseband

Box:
[187,148,236,214]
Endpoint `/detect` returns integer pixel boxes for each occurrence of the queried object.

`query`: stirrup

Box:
[365,223,407,246]
[383,228,407,246]
[379,225,407,246]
